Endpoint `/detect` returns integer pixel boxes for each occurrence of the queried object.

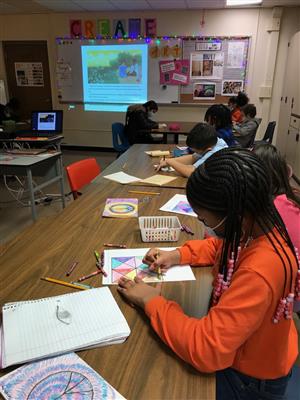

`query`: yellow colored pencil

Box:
[41,277,88,290]
[128,190,160,195]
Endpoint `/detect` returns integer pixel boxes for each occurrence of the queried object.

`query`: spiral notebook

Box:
[0,287,130,368]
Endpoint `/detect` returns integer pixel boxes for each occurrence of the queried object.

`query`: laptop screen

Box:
[31,111,63,133]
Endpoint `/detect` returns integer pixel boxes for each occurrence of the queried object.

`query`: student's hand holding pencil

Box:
[143,248,181,273]
[154,157,168,172]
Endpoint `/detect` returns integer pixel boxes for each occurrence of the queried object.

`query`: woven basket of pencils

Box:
[139,216,181,242]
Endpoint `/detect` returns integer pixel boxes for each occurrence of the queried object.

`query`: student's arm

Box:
[145,267,272,373]
[136,111,158,130]
[165,156,195,178]
[233,121,255,137]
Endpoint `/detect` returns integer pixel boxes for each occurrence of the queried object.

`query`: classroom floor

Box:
[0,149,117,244]
[1,147,300,370]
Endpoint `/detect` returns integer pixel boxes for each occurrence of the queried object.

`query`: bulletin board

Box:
[180,37,250,104]
[56,38,180,104]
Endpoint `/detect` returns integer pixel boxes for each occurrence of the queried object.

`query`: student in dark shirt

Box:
[0,98,20,124]
[204,104,238,147]
[125,100,163,144]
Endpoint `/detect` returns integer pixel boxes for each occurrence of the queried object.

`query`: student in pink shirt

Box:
[253,143,300,251]
[254,143,300,314]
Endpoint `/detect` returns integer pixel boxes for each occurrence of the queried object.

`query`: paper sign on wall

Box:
[159,59,190,85]
[190,52,224,80]
[15,62,44,87]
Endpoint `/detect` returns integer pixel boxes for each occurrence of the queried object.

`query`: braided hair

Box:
[186,147,298,298]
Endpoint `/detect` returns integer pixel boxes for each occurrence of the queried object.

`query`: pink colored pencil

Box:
[77,269,104,282]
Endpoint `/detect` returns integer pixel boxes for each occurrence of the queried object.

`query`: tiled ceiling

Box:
[0,0,299,14]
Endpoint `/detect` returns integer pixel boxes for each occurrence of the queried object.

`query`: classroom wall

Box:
[0,8,299,148]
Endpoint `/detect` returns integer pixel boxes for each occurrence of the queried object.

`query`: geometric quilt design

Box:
[111,256,160,283]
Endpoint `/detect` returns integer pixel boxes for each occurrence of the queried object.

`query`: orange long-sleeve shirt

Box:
[145,235,298,379]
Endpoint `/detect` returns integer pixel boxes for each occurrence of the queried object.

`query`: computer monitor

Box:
[31,110,63,135]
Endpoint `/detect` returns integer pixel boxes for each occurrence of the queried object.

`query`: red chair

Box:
[66,158,101,200]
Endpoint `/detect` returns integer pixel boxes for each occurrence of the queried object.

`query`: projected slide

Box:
[81,44,148,111]
[37,112,56,131]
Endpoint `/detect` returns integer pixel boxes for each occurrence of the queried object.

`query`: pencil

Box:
[128,190,160,195]
[41,277,87,290]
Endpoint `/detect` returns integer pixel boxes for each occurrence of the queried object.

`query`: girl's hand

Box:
[117,277,161,309]
[142,248,181,273]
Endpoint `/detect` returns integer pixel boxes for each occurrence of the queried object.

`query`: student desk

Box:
[0,151,65,221]
[0,135,64,151]
[152,121,197,144]
[96,143,188,189]
[0,150,215,399]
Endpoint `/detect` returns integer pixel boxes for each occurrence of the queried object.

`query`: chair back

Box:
[66,158,101,200]
[262,121,276,143]
[112,122,130,154]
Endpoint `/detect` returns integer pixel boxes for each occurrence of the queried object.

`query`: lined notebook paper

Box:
[1,287,130,368]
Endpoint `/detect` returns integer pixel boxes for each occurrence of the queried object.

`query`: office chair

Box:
[66,158,101,200]
[112,122,130,157]
[255,121,276,145]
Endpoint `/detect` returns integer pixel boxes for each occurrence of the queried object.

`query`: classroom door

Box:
[2,41,52,120]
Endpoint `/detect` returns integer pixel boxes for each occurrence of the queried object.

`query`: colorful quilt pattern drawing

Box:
[102,198,138,218]
[111,255,159,283]
[0,353,125,400]
[172,200,194,215]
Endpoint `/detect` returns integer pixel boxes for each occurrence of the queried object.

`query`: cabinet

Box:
[277,31,300,177]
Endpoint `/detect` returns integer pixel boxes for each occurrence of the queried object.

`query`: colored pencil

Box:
[66,261,79,276]
[41,277,87,290]
[77,269,104,282]
[103,243,127,248]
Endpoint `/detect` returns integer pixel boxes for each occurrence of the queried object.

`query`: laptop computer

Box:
[30,110,63,137]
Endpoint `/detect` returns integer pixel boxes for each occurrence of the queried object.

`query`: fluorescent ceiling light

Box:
[226,0,262,6]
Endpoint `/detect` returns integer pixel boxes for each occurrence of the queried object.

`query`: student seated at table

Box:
[228,92,249,123]
[124,100,164,145]
[233,104,261,147]
[155,123,227,178]
[118,148,298,400]
[253,142,300,251]
[204,104,238,147]
[0,97,20,124]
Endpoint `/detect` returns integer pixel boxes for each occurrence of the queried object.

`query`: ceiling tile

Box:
[34,0,84,12]
[72,0,116,11]
[109,0,152,10]
[147,0,188,9]
[186,0,226,8]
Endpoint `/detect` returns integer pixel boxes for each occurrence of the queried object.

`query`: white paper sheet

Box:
[103,172,141,184]
[160,194,197,217]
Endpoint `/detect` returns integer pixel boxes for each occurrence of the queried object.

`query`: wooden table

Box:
[97,143,188,189]
[0,145,215,400]
[152,121,197,144]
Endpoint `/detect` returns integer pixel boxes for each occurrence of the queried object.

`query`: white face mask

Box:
[148,111,155,119]
[203,216,227,238]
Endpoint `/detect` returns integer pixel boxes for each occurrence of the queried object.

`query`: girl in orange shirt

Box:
[118,148,299,400]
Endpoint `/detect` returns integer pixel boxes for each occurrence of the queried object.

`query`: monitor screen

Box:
[31,111,63,133]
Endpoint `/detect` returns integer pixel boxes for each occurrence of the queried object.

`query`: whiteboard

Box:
[56,39,180,104]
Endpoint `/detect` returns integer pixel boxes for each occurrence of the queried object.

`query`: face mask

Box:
[203,216,227,239]
[148,111,155,119]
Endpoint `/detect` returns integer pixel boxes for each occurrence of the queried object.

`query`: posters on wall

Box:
[14,62,44,87]
[159,60,190,85]
[56,60,73,87]
[195,42,222,51]
[221,80,244,96]
[190,52,224,80]
[227,41,245,68]
[193,82,216,100]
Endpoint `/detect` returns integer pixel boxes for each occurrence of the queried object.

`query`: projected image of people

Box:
[87,50,142,84]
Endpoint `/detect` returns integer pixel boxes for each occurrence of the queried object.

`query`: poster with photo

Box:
[193,82,216,100]
[221,80,244,96]
[15,62,44,87]
[159,59,190,85]
[190,52,224,80]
